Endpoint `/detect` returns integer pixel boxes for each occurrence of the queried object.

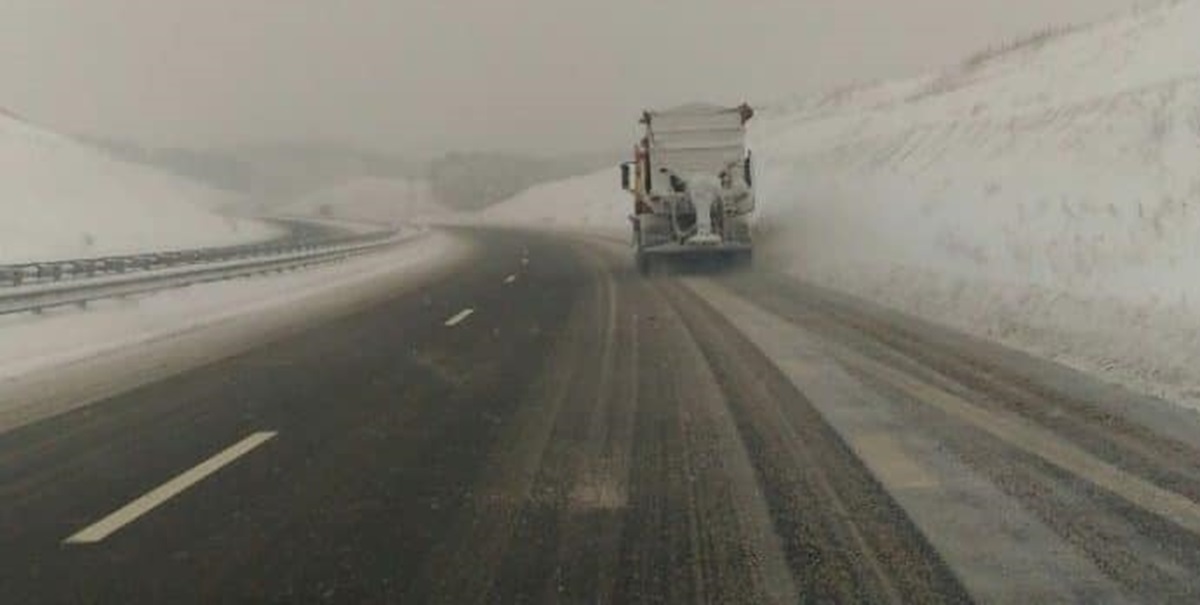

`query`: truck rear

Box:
[620,103,755,274]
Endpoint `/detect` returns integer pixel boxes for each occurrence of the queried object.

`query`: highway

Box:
[3,228,1200,603]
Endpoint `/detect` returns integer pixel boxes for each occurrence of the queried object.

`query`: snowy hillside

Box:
[0,114,278,263]
[752,0,1200,408]
[480,170,628,237]
[278,177,444,227]
[481,0,1200,410]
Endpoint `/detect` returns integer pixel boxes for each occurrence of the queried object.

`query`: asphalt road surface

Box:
[4,228,1200,603]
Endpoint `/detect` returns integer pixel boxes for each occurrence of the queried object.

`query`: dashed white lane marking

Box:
[64,431,277,544]
[444,308,475,327]
[503,274,517,285]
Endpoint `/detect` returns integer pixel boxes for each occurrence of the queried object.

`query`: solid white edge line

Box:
[64,430,277,544]
[444,308,475,327]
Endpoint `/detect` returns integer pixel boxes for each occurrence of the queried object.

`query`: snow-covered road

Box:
[6,227,1200,602]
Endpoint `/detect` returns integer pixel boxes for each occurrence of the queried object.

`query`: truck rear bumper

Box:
[639,242,752,255]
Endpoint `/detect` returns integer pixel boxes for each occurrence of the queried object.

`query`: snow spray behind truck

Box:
[620,103,755,273]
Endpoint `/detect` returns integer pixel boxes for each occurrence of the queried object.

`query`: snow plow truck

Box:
[620,103,755,274]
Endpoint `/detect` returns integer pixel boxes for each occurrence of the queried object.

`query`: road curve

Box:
[2,228,1200,602]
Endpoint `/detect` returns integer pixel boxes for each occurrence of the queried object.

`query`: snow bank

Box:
[480,0,1200,410]
[278,177,445,227]
[751,0,1200,409]
[479,169,629,238]
[0,114,278,263]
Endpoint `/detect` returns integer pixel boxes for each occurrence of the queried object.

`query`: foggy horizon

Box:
[5,0,1146,156]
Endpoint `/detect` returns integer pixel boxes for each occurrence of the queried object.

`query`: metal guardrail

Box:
[0,229,395,288]
[0,227,415,316]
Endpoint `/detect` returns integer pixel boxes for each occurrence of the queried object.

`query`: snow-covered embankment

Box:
[754,0,1200,409]
[0,114,277,263]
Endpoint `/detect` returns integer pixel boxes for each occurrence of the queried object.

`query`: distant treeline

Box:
[75,134,616,210]
[74,136,425,200]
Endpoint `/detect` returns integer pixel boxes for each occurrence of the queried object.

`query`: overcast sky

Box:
[3,0,1147,156]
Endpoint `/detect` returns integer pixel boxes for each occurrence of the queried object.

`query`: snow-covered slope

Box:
[0,114,277,263]
[752,0,1200,408]
[481,0,1200,410]
[479,169,628,237]
[278,177,444,227]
